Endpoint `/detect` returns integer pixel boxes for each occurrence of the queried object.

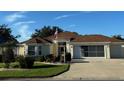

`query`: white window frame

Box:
[28,45,35,56]
[38,46,42,55]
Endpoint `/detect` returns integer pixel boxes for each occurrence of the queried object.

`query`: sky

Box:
[0,11,124,42]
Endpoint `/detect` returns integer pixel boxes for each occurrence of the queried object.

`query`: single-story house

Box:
[17,32,124,61]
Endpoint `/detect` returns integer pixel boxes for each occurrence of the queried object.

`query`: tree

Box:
[31,26,63,38]
[65,31,79,35]
[0,24,19,47]
[0,24,19,64]
[2,48,14,68]
[112,35,124,40]
[0,24,19,46]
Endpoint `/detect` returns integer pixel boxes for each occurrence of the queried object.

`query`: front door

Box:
[58,46,65,55]
[58,42,66,56]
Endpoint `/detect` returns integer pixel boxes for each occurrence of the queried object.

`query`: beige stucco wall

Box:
[18,44,53,56]
[50,44,53,54]
[70,45,74,58]
[52,43,58,56]
[104,44,110,59]
[18,46,25,56]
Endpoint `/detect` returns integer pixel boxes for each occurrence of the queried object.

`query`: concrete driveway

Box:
[3,59,124,81]
[52,59,124,80]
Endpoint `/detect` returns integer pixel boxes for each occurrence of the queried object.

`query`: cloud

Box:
[13,21,36,26]
[54,12,93,20]
[12,20,36,42]
[18,25,31,41]
[5,12,26,22]
[69,24,76,27]
[78,11,93,13]
[54,14,72,20]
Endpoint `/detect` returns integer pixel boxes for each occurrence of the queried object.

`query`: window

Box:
[28,45,35,55]
[81,45,104,57]
[38,46,42,55]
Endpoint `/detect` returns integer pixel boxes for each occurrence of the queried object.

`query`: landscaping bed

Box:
[0,62,70,78]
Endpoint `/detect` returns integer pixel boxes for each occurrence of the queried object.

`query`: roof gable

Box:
[21,37,52,44]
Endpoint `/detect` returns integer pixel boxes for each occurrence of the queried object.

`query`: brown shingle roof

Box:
[21,32,124,44]
[72,35,124,42]
[46,33,124,42]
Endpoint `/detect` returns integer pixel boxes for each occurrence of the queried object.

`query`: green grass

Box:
[0,63,4,68]
[0,62,19,68]
[0,62,69,78]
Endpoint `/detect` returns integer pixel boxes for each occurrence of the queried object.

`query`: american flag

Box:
[54,29,58,39]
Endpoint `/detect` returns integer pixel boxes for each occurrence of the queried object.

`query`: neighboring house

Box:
[0,35,18,56]
[17,32,124,61]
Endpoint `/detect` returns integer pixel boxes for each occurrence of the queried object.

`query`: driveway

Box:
[3,59,124,80]
[52,59,124,80]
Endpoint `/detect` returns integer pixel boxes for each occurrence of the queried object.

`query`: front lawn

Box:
[0,62,69,78]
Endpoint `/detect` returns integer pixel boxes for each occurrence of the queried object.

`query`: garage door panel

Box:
[110,45,122,58]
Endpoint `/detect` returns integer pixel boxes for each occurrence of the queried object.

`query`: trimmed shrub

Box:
[65,52,71,62]
[45,54,54,62]
[35,56,40,62]
[55,55,60,62]
[40,56,46,62]
[16,56,26,68]
[25,57,35,68]
[60,55,64,63]
[35,56,46,62]
[16,56,35,68]
[2,48,14,68]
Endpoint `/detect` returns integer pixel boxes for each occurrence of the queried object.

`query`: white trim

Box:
[111,42,124,44]
[27,43,51,45]
[69,42,124,45]
[27,45,35,56]
[35,46,38,56]
[78,57,105,59]
[69,42,111,45]
[53,39,70,43]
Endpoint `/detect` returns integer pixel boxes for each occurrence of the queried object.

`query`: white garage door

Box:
[73,46,81,59]
[110,45,122,58]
